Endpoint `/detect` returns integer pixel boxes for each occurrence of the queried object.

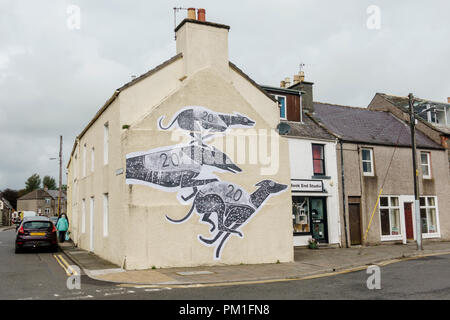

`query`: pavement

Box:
[58,240,450,287]
[0,226,15,232]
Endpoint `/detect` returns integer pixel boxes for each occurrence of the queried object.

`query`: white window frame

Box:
[44,208,50,215]
[81,198,86,233]
[45,198,51,205]
[420,196,440,239]
[420,151,431,179]
[103,193,109,237]
[83,143,87,177]
[73,153,78,181]
[89,196,95,252]
[379,196,403,241]
[274,95,287,120]
[91,147,95,173]
[361,148,374,176]
[104,122,109,165]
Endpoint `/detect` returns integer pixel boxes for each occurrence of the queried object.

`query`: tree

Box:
[42,176,57,190]
[25,174,41,193]
[0,188,19,209]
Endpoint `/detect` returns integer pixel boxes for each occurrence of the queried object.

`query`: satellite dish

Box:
[277,122,291,135]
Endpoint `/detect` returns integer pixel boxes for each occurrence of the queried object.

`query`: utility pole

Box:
[408,93,422,251]
[58,135,63,217]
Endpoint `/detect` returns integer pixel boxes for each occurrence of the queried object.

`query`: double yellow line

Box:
[53,254,79,276]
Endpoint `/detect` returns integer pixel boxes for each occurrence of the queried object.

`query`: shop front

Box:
[291,179,339,246]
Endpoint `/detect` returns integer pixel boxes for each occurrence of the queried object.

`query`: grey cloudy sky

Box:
[1,0,449,190]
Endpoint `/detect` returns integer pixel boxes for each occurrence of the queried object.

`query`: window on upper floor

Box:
[45,198,51,205]
[91,147,95,173]
[361,148,375,176]
[420,151,431,179]
[83,143,87,177]
[104,122,109,165]
[312,144,325,176]
[273,95,287,120]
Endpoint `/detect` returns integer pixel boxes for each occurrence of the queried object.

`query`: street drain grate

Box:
[176,271,214,276]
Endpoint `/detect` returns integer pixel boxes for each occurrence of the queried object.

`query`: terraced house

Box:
[313,103,450,247]
[66,10,293,270]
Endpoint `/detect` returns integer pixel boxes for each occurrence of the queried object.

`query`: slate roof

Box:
[46,190,67,200]
[0,195,13,209]
[375,93,450,135]
[280,114,336,141]
[313,102,444,150]
[18,189,66,201]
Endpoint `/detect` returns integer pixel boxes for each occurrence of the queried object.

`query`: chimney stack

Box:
[280,80,286,88]
[187,8,196,20]
[197,8,206,21]
[284,77,291,88]
[175,8,229,78]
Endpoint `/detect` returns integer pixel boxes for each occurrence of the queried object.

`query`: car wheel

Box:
[51,246,58,253]
[15,246,21,254]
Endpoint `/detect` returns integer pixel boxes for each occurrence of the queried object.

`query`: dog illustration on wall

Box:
[165,180,287,259]
[126,143,242,201]
[158,106,255,133]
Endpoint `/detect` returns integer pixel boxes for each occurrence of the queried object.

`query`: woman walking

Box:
[56,214,69,243]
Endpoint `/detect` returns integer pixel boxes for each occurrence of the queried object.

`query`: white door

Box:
[89,197,94,252]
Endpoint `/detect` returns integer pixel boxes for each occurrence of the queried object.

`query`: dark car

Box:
[15,216,58,253]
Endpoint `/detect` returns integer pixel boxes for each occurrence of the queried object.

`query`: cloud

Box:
[1,0,449,189]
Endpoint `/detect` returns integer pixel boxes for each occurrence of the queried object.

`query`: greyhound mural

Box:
[126,106,285,260]
[165,180,287,259]
[158,106,255,133]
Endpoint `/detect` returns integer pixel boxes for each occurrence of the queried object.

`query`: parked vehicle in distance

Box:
[49,216,58,226]
[15,216,58,253]
[22,211,37,219]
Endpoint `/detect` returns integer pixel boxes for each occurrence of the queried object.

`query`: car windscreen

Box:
[23,221,52,230]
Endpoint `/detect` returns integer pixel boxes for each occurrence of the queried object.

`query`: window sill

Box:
[423,233,440,239]
[363,173,375,177]
[311,175,331,180]
[380,235,402,241]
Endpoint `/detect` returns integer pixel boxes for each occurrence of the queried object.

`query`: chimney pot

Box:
[280,80,286,88]
[197,8,206,21]
[299,71,305,82]
[187,8,196,20]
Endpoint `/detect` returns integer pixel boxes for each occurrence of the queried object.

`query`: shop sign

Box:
[291,179,323,192]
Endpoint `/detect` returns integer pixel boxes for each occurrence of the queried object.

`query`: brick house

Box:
[17,188,67,217]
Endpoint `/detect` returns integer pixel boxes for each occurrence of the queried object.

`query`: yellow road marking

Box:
[118,251,450,289]
[53,255,71,276]
[53,254,78,276]
[58,255,79,276]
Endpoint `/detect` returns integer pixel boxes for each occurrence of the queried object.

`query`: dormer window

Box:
[274,95,287,120]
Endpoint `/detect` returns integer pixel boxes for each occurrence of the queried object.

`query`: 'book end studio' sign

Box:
[291,180,323,192]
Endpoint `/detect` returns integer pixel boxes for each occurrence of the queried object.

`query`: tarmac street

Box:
[1,229,450,300]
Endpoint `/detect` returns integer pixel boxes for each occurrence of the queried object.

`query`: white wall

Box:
[287,137,341,246]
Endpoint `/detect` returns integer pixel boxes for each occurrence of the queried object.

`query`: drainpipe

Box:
[339,139,349,248]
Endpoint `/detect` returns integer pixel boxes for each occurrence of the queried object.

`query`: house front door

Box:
[404,202,414,240]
